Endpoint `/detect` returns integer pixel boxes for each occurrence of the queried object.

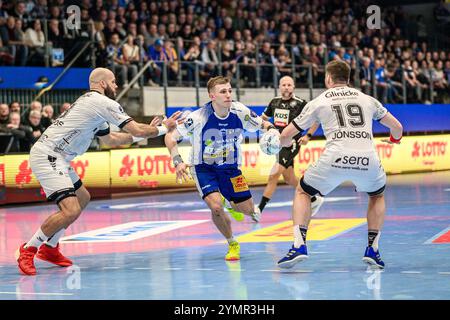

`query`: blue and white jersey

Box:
[176,101,263,168]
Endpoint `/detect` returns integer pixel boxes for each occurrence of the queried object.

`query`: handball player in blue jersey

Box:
[164,76,279,261]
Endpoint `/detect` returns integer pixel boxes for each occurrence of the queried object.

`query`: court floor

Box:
[0,171,449,300]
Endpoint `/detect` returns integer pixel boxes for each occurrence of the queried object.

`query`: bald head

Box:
[89,68,114,86]
[89,68,118,99]
[279,76,295,99]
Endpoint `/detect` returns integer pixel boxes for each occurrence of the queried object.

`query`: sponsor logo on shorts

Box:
[230,175,249,193]
[332,155,370,171]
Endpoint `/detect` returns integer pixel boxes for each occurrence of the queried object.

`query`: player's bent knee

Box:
[58,196,82,223]
[210,204,224,216]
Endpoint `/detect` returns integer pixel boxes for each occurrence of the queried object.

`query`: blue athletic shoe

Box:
[362,246,385,269]
[277,245,308,269]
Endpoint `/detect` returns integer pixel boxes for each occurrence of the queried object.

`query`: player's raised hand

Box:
[175,162,192,184]
[163,111,183,130]
[149,116,161,127]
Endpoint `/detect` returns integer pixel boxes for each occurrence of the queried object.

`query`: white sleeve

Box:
[292,101,317,131]
[176,112,197,137]
[233,102,263,132]
[372,98,388,121]
[100,99,133,128]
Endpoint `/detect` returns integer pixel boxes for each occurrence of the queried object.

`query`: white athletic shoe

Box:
[311,196,324,217]
[251,206,261,222]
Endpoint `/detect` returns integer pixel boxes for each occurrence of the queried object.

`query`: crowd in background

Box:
[0,99,69,153]
[0,0,449,153]
[0,0,449,103]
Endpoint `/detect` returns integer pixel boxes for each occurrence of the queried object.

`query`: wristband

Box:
[390,134,402,143]
[132,136,144,143]
[157,125,168,136]
[306,133,312,138]
[172,154,184,167]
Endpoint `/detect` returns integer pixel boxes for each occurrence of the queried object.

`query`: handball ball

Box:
[259,130,281,155]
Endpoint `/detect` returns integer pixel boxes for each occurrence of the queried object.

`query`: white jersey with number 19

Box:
[293,86,387,153]
[292,86,388,196]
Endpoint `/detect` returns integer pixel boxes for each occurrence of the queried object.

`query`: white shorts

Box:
[302,149,386,196]
[29,144,81,203]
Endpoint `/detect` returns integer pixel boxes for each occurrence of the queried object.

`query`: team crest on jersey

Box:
[185,118,194,129]
[290,101,297,107]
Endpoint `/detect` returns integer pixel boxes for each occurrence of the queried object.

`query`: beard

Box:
[104,84,116,99]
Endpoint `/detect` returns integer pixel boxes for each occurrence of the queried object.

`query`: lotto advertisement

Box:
[1,134,449,204]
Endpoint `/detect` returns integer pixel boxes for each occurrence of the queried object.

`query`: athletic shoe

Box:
[311,195,324,217]
[36,243,73,267]
[250,206,261,222]
[277,245,308,269]
[222,196,245,222]
[225,241,240,261]
[15,244,38,276]
[362,246,385,269]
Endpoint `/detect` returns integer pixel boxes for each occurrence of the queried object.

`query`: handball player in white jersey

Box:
[16,68,182,275]
[277,61,403,269]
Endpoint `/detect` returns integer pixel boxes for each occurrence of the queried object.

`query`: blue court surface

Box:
[1,171,449,300]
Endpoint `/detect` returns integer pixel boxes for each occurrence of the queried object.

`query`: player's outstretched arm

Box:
[379,112,403,144]
[98,131,134,146]
[280,122,300,147]
[122,111,183,138]
[298,121,320,145]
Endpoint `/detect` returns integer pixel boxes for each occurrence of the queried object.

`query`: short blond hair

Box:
[325,60,351,83]
[207,76,230,93]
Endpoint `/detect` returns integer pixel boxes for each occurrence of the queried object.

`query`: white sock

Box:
[372,231,381,251]
[46,228,66,248]
[25,228,49,249]
[293,225,304,248]
[227,237,236,244]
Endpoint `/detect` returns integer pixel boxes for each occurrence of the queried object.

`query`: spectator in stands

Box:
[201,39,219,80]
[41,104,54,129]
[47,18,64,49]
[432,60,449,102]
[0,111,26,153]
[59,102,70,115]
[274,46,292,79]
[0,16,28,66]
[258,41,275,86]
[239,41,257,86]
[27,109,44,141]
[220,41,236,78]
[22,100,42,125]
[30,0,47,20]
[103,19,118,44]
[374,59,389,103]
[24,19,45,66]
[359,56,373,94]
[121,34,140,88]
[162,39,179,82]
[9,1,31,29]
[9,101,21,113]
[181,35,202,83]
[0,103,9,125]
[106,33,127,86]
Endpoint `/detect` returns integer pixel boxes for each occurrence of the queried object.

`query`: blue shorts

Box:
[190,165,252,203]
